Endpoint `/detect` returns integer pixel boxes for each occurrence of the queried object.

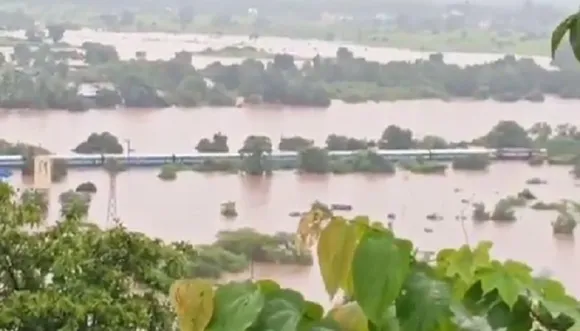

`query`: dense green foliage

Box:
[2,38,580,110]
[0,182,311,329]
[172,209,580,331]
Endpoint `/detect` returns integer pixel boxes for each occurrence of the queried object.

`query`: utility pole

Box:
[105,158,122,225]
[124,139,132,159]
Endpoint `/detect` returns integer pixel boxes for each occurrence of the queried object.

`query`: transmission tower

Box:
[104,158,123,225]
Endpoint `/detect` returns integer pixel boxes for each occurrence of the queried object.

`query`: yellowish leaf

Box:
[329,302,369,331]
[170,279,215,331]
[317,217,360,299]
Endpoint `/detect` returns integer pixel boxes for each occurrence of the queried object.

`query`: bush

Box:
[491,198,516,221]
[158,164,179,180]
[75,181,97,193]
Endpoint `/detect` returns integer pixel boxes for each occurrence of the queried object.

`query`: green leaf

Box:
[534,301,578,331]
[486,298,533,331]
[479,260,532,309]
[472,241,492,267]
[208,281,265,331]
[304,300,324,321]
[461,281,500,314]
[257,279,281,297]
[395,270,452,331]
[259,289,306,331]
[328,302,370,331]
[532,277,577,305]
[317,218,359,299]
[444,246,476,283]
[539,299,580,324]
[552,14,577,59]
[569,14,580,62]
[444,243,492,281]
[352,230,412,326]
[344,219,371,297]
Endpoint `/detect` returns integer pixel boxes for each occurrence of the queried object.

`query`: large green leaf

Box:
[552,14,577,59]
[440,242,492,299]
[207,281,265,331]
[486,298,533,331]
[479,260,532,309]
[395,270,452,331]
[352,230,412,326]
[317,218,359,299]
[533,301,578,331]
[304,300,324,321]
[258,289,306,331]
[569,14,580,62]
[532,277,577,306]
[538,299,580,326]
[440,242,491,282]
[257,279,281,298]
[328,302,370,331]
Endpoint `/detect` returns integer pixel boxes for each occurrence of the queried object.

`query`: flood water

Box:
[0,29,577,302]
[0,99,579,153]
[0,29,556,68]
[4,162,580,303]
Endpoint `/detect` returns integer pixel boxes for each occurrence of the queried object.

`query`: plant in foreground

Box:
[170,208,580,331]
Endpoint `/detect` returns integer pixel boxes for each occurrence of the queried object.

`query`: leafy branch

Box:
[171,209,580,331]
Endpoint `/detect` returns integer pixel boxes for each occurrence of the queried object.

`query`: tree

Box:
[46,24,66,43]
[73,132,124,154]
[472,120,532,148]
[178,5,194,30]
[81,42,119,65]
[0,182,192,329]
[172,208,580,331]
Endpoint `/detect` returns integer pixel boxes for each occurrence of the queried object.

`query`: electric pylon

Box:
[104,158,123,225]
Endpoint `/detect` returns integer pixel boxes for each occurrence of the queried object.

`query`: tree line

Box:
[3,38,580,110]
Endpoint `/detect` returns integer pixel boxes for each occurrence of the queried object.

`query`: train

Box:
[0,147,547,168]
